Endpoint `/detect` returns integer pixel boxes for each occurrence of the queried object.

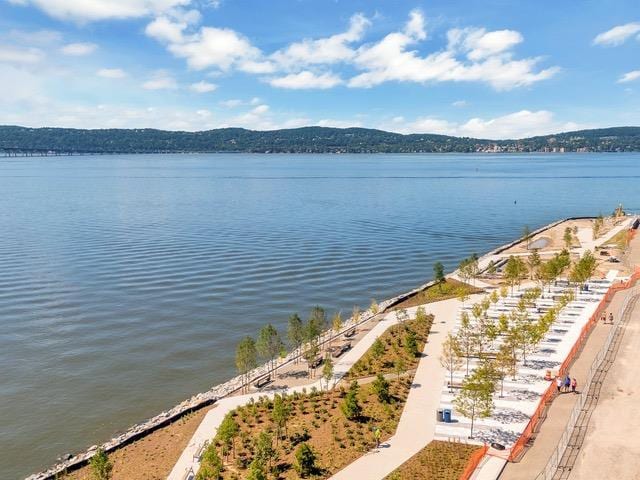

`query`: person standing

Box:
[609,312,614,324]
[374,426,381,449]
[564,374,571,392]
[556,376,563,393]
[571,378,577,394]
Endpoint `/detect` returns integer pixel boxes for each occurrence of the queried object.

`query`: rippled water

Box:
[2,153,639,478]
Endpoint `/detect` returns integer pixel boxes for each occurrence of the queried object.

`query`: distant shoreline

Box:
[2,125,640,156]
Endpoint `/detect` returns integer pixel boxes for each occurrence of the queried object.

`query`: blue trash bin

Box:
[443,409,452,423]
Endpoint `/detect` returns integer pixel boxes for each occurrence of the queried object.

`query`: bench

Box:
[309,356,323,369]
[253,375,272,389]
[344,328,356,338]
[331,342,351,358]
[193,440,209,461]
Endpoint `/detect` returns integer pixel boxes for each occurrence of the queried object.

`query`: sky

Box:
[1,0,639,139]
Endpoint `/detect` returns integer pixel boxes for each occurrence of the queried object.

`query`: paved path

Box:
[330,296,477,480]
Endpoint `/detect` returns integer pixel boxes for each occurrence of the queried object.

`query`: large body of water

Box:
[2,153,639,478]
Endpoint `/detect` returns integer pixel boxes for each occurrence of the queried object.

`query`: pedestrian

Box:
[564,374,571,392]
[374,427,381,449]
[556,376,562,393]
[601,312,606,323]
[571,378,577,394]
[609,312,614,325]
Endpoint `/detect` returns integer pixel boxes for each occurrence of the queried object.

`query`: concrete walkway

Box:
[330,296,478,480]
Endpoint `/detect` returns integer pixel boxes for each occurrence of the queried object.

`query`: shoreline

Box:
[24,215,609,480]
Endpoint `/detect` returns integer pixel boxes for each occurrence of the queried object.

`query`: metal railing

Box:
[534,285,640,480]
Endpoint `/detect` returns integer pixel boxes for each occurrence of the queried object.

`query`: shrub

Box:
[294,443,318,478]
[89,448,112,480]
[372,373,391,403]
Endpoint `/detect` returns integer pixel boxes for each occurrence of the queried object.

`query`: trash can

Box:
[437,409,444,422]
[443,409,452,423]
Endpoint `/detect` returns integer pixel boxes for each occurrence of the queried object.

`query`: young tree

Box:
[592,215,604,240]
[308,306,326,345]
[303,341,320,377]
[395,307,409,324]
[331,311,343,346]
[370,299,379,318]
[504,256,528,293]
[372,373,391,403]
[257,323,283,371]
[322,355,334,390]
[522,225,532,250]
[352,305,361,325]
[217,413,239,459]
[394,357,406,380]
[487,260,497,276]
[199,447,223,480]
[271,394,291,443]
[440,333,463,392]
[246,459,267,480]
[493,344,516,397]
[371,337,385,359]
[457,311,475,375]
[288,313,305,362]
[341,381,362,420]
[569,250,597,286]
[236,336,258,391]
[415,305,429,326]
[433,261,446,290]
[254,431,275,471]
[457,287,470,308]
[294,443,317,478]
[404,330,419,357]
[453,366,495,439]
[527,249,541,280]
[563,227,573,249]
[90,448,112,480]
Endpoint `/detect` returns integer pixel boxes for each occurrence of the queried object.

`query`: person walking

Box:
[609,312,614,325]
[564,374,571,392]
[374,426,381,449]
[571,378,577,394]
[601,312,607,324]
[556,376,563,394]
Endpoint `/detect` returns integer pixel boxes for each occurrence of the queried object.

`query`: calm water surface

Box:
[1,153,639,478]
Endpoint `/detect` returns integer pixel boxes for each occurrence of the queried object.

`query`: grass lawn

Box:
[603,229,629,250]
[394,279,482,310]
[385,440,482,480]
[198,379,412,479]
[346,314,433,379]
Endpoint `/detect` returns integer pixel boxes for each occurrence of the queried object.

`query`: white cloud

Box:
[219,99,243,108]
[270,13,369,67]
[618,70,640,83]
[168,26,262,71]
[0,45,43,64]
[452,100,468,107]
[593,22,640,46]
[349,13,558,90]
[189,80,217,92]
[60,42,97,56]
[384,110,584,139]
[269,70,342,89]
[97,68,127,78]
[448,28,523,61]
[8,0,191,22]
[142,71,178,90]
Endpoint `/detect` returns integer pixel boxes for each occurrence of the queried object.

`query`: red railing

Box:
[508,267,640,461]
[459,444,489,480]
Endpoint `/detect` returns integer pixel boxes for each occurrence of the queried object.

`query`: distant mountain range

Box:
[1,125,640,154]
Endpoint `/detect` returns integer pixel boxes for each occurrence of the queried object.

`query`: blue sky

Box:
[1,0,639,138]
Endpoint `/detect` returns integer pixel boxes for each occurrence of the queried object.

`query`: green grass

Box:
[394,279,482,310]
[385,440,482,480]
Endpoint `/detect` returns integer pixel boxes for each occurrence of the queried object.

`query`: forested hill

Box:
[1,125,639,154]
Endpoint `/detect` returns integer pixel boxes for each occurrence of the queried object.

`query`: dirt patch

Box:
[200,378,413,479]
[64,406,214,480]
[384,440,482,480]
